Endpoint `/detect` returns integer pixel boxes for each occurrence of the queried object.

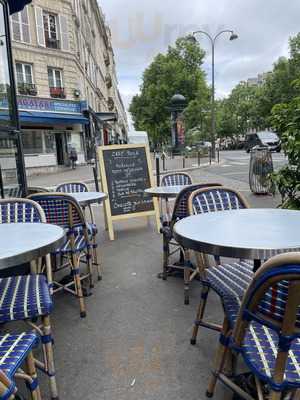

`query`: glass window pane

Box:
[55,70,61,87]
[16,63,24,83]
[48,68,54,87]
[22,131,43,154]
[24,65,32,83]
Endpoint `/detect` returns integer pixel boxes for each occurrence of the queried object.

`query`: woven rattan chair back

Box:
[0,198,46,224]
[188,186,250,216]
[161,172,192,187]
[233,252,300,392]
[27,187,50,195]
[56,182,88,193]
[171,183,223,227]
[28,193,86,230]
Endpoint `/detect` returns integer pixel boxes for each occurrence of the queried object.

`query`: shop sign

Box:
[0,96,87,114]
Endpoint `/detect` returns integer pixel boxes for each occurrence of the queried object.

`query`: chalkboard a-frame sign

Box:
[98,144,160,240]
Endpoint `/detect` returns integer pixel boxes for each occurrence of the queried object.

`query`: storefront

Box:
[10,96,89,174]
[0,0,28,197]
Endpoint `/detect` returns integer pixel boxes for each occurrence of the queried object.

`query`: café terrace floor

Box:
[30,169,279,400]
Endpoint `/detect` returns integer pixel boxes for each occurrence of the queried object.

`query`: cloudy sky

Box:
[100,0,300,118]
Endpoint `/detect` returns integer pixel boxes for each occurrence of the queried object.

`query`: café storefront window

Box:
[0,0,27,197]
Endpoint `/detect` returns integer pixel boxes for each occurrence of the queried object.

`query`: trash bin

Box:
[249,146,274,194]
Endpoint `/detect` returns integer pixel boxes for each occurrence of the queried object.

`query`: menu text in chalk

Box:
[98,144,160,240]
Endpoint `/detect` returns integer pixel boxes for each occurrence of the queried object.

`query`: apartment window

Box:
[48,68,65,98]
[43,12,59,48]
[16,63,37,96]
[11,8,30,43]
[16,63,33,84]
[35,7,69,51]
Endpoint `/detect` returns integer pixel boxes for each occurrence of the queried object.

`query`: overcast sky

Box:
[99,0,300,118]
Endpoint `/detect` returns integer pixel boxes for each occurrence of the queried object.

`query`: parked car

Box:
[245,131,281,153]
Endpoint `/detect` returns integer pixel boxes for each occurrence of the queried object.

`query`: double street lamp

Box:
[188,30,238,159]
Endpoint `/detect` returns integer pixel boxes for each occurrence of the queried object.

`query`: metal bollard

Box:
[198,151,201,167]
[93,166,100,192]
[209,148,212,165]
[156,154,160,186]
[183,156,185,169]
[217,149,220,164]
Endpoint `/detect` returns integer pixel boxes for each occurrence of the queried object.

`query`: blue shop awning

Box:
[8,0,32,14]
[19,111,89,125]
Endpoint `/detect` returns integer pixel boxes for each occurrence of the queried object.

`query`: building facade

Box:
[8,0,128,173]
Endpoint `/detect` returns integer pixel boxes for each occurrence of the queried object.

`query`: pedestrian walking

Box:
[69,146,78,169]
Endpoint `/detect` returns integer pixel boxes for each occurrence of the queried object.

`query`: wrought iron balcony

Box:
[49,87,66,99]
[17,83,37,96]
[105,74,112,89]
[45,36,60,49]
[107,96,115,111]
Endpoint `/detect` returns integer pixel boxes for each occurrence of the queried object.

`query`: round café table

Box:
[173,208,300,271]
[70,191,107,207]
[145,185,188,221]
[0,223,65,269]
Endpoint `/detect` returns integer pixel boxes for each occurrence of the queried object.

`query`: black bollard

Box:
[156,154,160,186]
[93,166,100,192]
[217,149,220,164]
[183,156,185,169]
[209,148,212,165]
[198,151,201,167]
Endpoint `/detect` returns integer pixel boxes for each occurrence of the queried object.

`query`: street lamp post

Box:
[189,30,238,159]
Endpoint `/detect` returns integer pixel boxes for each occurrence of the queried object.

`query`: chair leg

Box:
[71,254,87,318]
[206,318,230,398]
[0,376,15,399]
[25,351,42,400]
[93,241,102,281]
[87,249,94,289]
[41,315,59,400]
[269,391,283,400]
[191,284,210,345]
[184,250,191,305]
[162,234,169,281]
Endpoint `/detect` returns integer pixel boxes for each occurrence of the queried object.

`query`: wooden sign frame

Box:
[98,144,160,240]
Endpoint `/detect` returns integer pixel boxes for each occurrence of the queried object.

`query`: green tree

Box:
[129,37,209,146]
[270,94,300,209]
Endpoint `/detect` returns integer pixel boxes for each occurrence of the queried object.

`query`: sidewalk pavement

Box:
[35,160,281,399]
[28,155,211,187]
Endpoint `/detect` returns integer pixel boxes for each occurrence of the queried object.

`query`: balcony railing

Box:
[105,75,112,89]
[50,87,66,99]
[17,83,37,96]
[45,36,60,49]
[107,96,115,111]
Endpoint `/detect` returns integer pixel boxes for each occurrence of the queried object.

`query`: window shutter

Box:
[34,6,45,47]
[11,13,21,41]
[59,15,69,51]
[21,8,30,43]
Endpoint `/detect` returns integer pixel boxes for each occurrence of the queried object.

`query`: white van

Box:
[128,131,149,145]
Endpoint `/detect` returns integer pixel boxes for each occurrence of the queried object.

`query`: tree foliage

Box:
[218,33,300,140]
[129,37,209,146]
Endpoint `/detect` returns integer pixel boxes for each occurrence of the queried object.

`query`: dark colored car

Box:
[245,131,281,153]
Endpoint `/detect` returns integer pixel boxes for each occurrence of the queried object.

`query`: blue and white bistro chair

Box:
[160,173,193,222]
[56,182,101,280]
[161,172,192,187]
[188,187,254,344]
[0,332,41,400]
[206,252,300,400]
[0,198,58,399]
[29,193,93,318]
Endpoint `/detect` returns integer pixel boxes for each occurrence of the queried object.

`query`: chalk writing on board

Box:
[103,147,154,216]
